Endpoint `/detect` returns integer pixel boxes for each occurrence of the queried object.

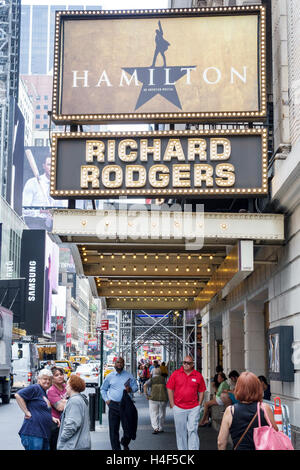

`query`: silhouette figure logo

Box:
[122,21,196,111]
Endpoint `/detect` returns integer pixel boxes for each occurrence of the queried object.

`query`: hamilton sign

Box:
[50,129,268,198]
[52,6,267,124]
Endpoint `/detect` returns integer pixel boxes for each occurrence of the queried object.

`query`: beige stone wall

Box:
[287,0,300,146]
[272,0,290,153]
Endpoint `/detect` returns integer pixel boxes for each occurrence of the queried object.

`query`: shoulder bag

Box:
[253,402,294,450]
[234,408,258,450]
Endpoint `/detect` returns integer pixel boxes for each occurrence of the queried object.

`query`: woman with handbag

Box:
[217,372,278,450]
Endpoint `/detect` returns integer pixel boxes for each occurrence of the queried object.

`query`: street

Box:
[0,398,23,450]
[0,392,221,451]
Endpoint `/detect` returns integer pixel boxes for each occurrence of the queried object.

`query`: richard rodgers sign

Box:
[50,129,268,198]
[52,6,267,124]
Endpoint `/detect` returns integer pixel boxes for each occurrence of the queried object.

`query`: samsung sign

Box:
[28,260,37,302]
[50,129,268,198]
[21,230,59,338]
[21,231,47,337]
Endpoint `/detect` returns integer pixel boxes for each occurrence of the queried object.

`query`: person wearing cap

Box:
[15,368,60,450]
[166,355,206,450]
[144,367,168,434]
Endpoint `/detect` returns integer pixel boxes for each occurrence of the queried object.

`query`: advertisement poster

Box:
[22,146,68,231]
[44,234,59,336]
[53,8,266,123]
[10,103,25,216]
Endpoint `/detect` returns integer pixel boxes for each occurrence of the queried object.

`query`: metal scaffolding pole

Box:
[183,310,186,358]
[0,1,20,201]
[194,316,198,370]
[116,308,203,376]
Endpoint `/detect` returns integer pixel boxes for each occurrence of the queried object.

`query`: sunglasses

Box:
[183,361,194,365]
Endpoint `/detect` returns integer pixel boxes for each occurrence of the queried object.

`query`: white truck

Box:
[0,306,13,404]
[11,341,39,393]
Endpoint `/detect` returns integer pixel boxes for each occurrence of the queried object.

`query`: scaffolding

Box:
[117,309,199,377]
[0,0,20,201]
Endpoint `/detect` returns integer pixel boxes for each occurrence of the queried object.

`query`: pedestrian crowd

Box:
[15,366,91,450]
[15,355,284,451]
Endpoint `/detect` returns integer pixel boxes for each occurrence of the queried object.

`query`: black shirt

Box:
[263,385,271,401]
[230,402,268,450]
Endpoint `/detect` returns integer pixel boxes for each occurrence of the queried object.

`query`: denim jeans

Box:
[20,434,50,450]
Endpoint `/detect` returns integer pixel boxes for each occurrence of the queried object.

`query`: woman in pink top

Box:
[47,366,67,450]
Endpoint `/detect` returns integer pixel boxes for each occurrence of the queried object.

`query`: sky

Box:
[21,0,170,8]
[99,0,170,8]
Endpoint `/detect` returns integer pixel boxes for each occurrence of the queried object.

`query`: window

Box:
[44,95,48,100]
[36,114,40,119]
[34,138,44,146]
[43,124,48,129]
[36,105,40,110]
[35,124,40,129]
[44,105,48,110]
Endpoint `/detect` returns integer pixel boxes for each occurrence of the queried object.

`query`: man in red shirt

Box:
[166,355,206,450]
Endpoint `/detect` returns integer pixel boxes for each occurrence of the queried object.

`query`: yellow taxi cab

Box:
[104,365,115,378]
[69,356,89,365]
[54,360,73,377]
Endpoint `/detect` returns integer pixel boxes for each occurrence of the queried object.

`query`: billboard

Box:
[268,327,294,382]
[22,146,68,231]
[7,102,25,216]
[52,6,266,124]
[20,230,59,338]
[50,128,268,198]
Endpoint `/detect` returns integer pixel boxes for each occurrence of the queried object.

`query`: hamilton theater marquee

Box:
[50,129,268,198]
[52,5,267,124]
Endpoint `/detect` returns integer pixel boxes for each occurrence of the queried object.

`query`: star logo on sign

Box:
[122,66,196,110]
[122,20,196,111]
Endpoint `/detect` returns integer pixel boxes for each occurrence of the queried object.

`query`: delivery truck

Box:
[11,341,39,393]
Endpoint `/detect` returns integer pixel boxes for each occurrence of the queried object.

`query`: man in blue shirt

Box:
[101,357,138,450]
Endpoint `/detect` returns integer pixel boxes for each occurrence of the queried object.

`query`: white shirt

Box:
[22,174,67,207]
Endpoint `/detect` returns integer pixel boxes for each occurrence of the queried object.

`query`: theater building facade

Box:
[51,1,300,446]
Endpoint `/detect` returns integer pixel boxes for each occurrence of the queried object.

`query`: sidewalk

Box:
[90,392,220,451]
